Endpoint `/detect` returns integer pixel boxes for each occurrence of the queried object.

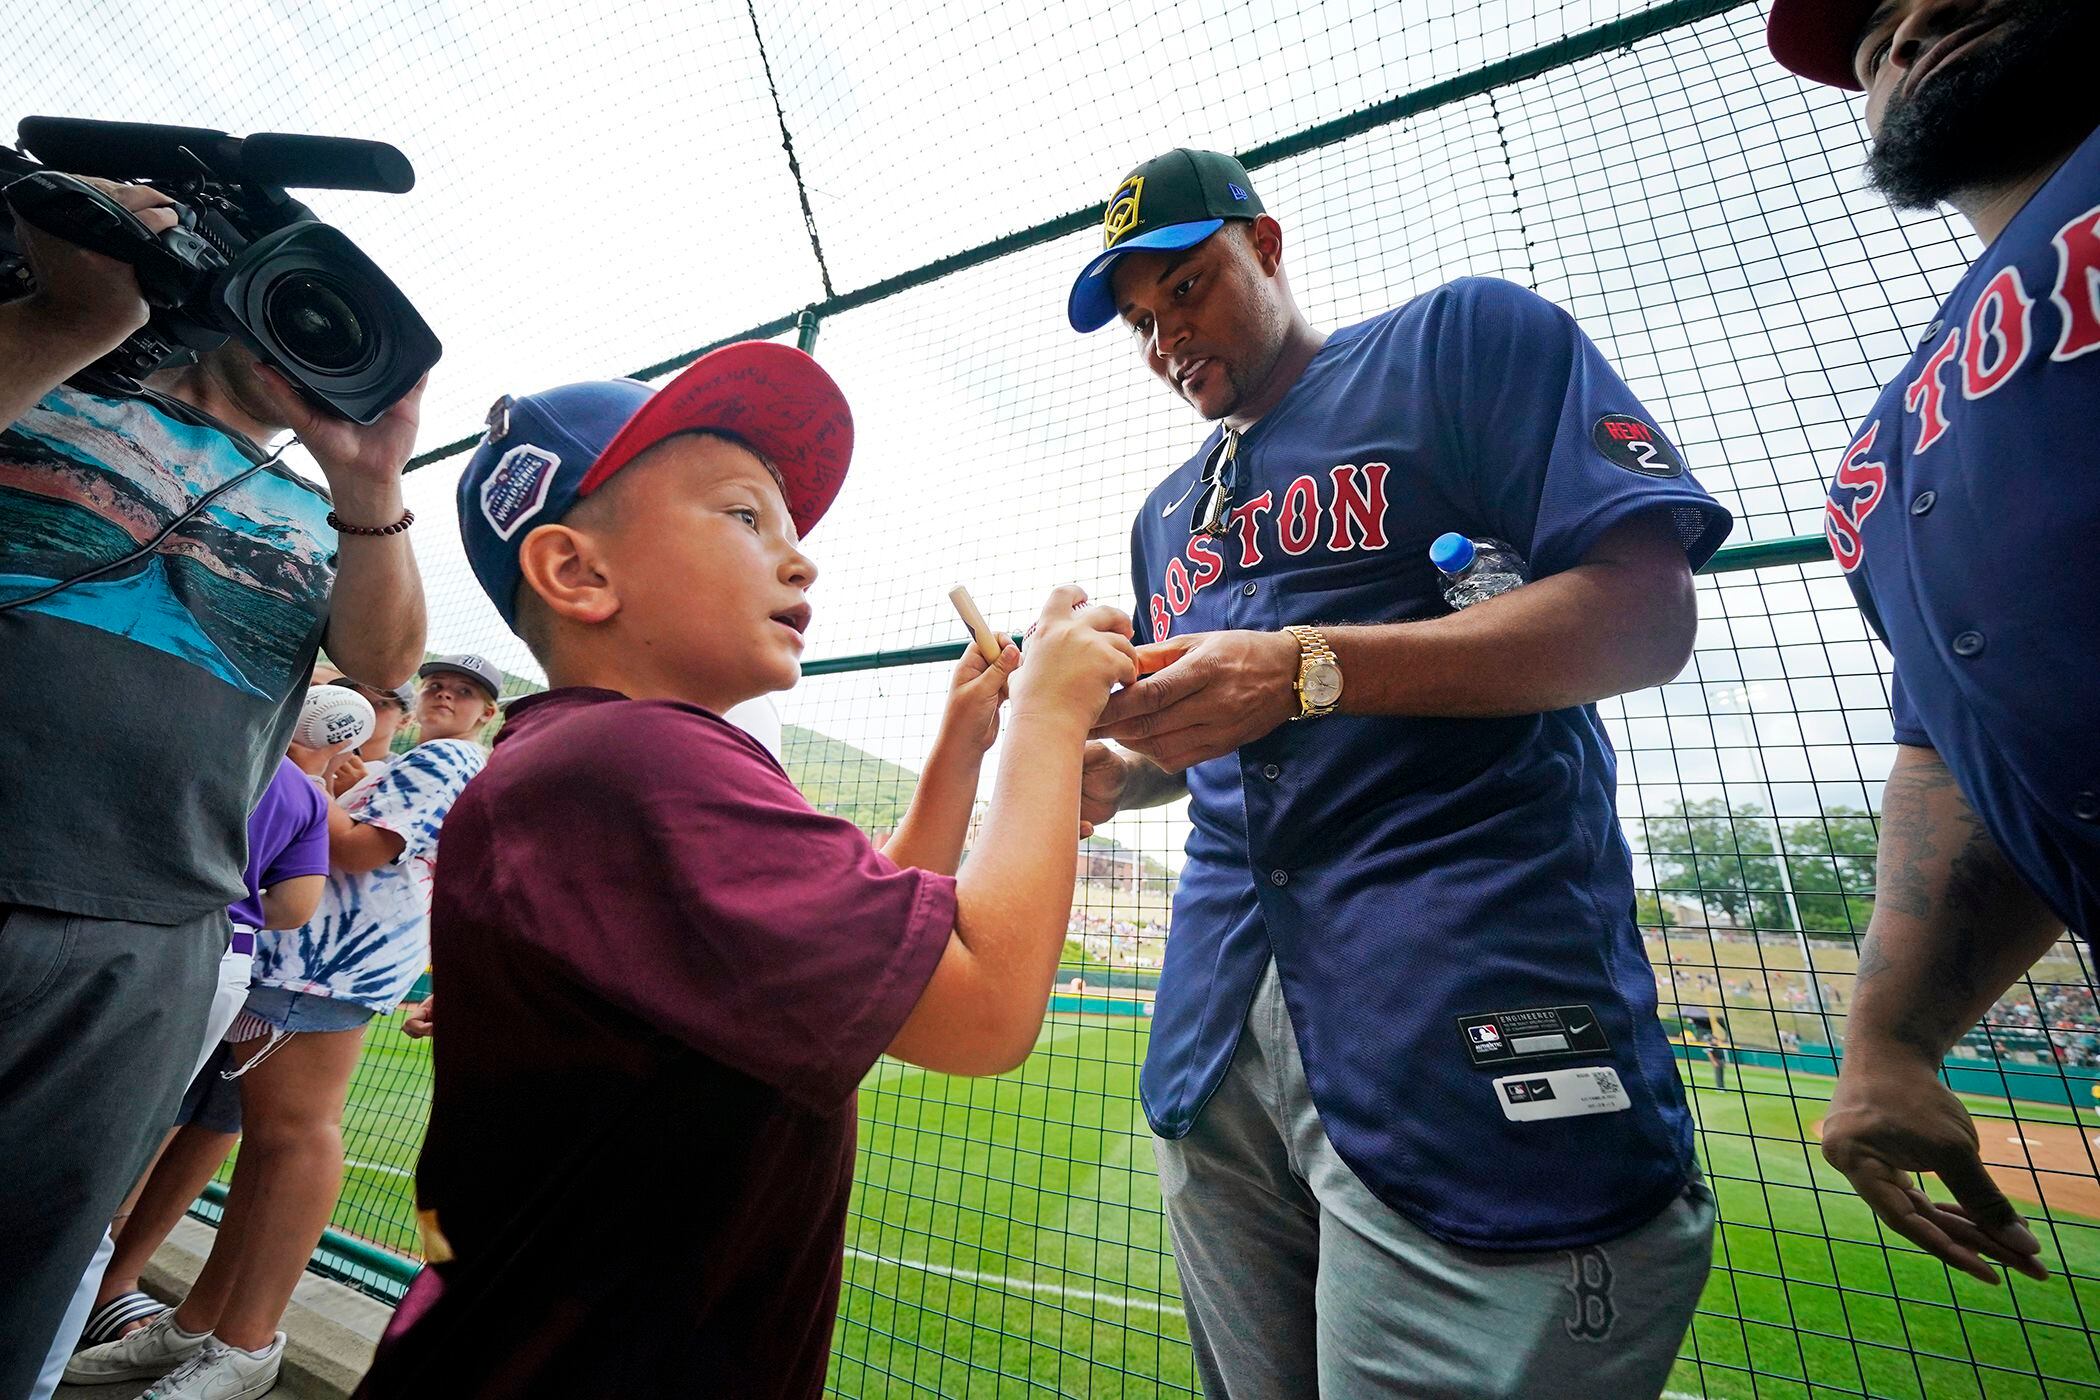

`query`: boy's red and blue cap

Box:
[1767,0,1876,91]
[1068,148,1265,333]
[457,341,852,630]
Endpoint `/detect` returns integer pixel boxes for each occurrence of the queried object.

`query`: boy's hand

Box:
[936,639,1021,755]
[329,751,371,796]
[1010,586,1139,728]
[402,996,435,1039]
[286,736,354,778]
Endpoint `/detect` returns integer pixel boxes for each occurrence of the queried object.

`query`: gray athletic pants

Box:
[0,905,223,1399]
[1155,961,1715,1400]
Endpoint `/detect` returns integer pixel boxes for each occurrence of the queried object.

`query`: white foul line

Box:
[345,1156,414,1180]
[845,1247,1176,1317]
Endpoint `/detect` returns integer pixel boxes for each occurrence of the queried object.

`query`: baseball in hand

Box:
[295,685,375,751]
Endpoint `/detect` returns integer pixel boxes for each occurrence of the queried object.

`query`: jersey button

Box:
[1951,630,1986,658]
[2075,792,2100,823]
[1242,582,1258,597]
[1910,491,1936,515]
[1270,869,1289,886]
[1262,763,1281,780]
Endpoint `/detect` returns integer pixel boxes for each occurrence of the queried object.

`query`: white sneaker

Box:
[63,1309,209,1383]
[137,1333,284,1400]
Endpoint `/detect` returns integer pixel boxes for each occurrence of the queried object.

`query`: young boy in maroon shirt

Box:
[355,343,1137,1398]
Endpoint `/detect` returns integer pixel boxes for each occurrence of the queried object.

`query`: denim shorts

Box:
[176,1041,243,1134]
[238,985,374,1034]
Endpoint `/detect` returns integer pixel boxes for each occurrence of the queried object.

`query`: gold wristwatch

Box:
[1283,625,1342,719]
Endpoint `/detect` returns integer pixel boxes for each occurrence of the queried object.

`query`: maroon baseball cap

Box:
[577,342,852,526]
[1768,0,1877,91]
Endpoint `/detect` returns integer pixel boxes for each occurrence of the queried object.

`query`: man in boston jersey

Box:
[1765,0,2100,1290]
[1066,149,1734,1397]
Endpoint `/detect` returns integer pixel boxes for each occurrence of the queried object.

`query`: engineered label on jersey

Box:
[1458,1004,1610,1067]
[1493,1066,1630,1123]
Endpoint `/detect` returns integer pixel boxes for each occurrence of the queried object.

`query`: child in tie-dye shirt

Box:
[76,657,499,1393]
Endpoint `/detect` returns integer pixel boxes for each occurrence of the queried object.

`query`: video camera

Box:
[0,117,440,424]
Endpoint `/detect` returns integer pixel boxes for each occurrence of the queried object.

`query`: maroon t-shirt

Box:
[355,688,955,1399]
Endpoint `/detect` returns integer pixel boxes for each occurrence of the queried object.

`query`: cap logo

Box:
[1228,182,1248,202]
[480,445,561,541]
[1103,175,1145,248]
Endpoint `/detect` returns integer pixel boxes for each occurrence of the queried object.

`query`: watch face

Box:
[1303,659,1342,708]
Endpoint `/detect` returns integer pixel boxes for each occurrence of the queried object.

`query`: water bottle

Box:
[1431,532,1528,609]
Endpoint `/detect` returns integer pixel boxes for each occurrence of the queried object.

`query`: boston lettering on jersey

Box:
[1824,124,2100,945]
[1147,462,1390,639]
[1827,200,2100,572]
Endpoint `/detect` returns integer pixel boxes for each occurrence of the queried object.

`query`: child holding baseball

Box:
[352,343,1135,1399]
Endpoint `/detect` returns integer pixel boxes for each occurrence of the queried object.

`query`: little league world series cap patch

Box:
[456,341,853,630]
[1068,148,1265,332]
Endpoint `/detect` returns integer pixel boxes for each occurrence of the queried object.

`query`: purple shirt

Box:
[227,757,330,932]
[356,688,956,1400]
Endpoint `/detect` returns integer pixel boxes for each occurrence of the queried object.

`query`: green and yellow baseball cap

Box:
[1067,149,1265,332]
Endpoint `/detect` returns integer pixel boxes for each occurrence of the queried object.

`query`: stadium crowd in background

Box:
[0,168,428,1393]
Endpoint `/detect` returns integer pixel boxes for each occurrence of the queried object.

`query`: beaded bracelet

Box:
[328,508,415,536]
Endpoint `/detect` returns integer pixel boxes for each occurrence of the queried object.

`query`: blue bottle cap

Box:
[1429,532,1475,574]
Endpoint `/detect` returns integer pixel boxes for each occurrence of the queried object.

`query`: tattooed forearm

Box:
[1848,745,2063,1061]
[1873,750,1963,920]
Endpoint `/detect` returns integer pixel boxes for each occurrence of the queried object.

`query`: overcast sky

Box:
[4,0,1979,870]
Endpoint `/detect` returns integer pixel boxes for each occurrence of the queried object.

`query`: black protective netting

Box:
[15,1,2100,1396]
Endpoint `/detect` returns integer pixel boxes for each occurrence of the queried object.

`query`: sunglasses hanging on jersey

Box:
[1159,426,1242,538]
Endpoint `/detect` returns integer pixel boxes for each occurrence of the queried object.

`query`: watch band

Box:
[1284,624,1341,719]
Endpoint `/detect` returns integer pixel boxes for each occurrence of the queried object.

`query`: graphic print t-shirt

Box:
[0,388,336,923]
[253,738,485,1012]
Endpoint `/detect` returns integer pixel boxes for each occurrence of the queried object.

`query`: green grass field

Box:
[259,1012,2100,1399]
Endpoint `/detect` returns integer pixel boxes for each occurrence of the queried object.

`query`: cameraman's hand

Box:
[12,176,178,361]
[1009,586,1139,731]
[249,364,428,515]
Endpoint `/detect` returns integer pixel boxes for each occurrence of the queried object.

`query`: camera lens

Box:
[264,272,373,374]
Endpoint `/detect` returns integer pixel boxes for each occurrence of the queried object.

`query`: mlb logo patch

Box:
[480,446,561,541]
[1469,1024,1502,1047]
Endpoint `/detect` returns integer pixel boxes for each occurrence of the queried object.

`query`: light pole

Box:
[1708,682,1842,1062]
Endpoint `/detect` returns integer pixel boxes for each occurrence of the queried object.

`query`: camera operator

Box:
[0,172,429,1394]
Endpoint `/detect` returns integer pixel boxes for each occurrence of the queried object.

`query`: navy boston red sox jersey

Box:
[1827,124,2100,943]
[1131,277,1733,1249]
